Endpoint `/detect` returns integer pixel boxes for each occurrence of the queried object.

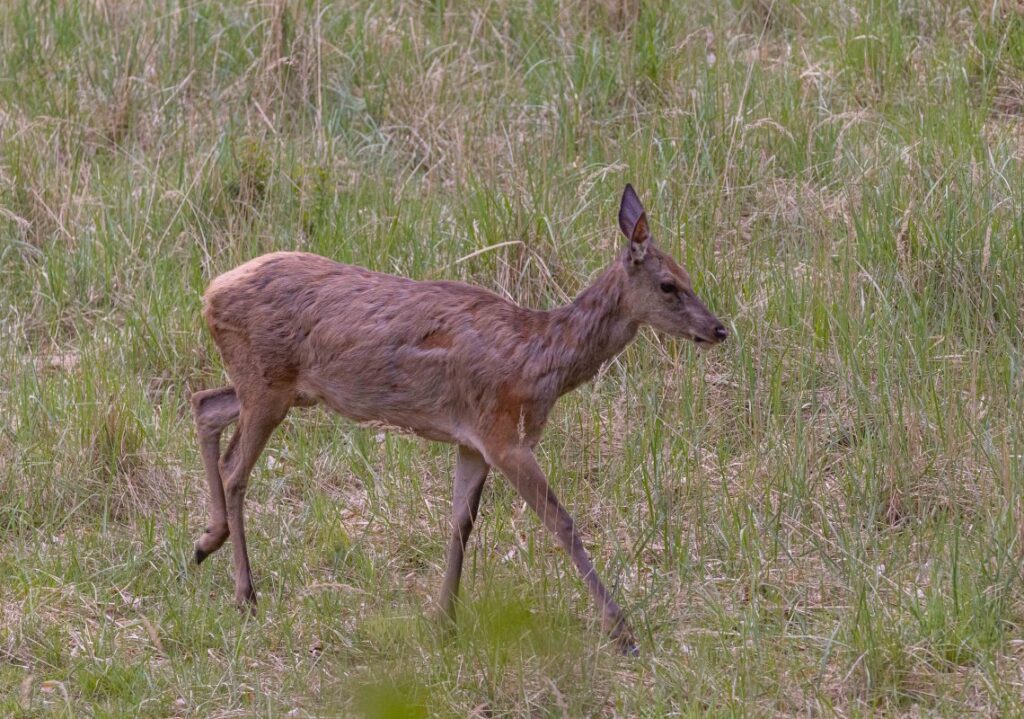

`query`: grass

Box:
[1,0,1024,715]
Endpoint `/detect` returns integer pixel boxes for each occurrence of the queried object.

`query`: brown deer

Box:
[190,185,727,654]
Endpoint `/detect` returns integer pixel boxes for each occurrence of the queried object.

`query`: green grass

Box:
[2,0,1024,715]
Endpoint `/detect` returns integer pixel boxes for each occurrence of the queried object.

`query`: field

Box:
[2,0,1024,716]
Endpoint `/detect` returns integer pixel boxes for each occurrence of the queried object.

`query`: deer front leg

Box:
[438,445,490,622]
[490,447,638,655]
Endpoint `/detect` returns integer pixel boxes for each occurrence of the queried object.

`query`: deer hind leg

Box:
[490,446,639,656]
[191,386,240,564]
[439,445,490,623]
[221,389,291,607]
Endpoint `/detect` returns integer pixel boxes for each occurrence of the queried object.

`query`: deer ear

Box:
[618,184,649,263]
[628,214,649,262]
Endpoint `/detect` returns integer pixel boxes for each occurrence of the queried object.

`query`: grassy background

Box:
[2,0,1024,716]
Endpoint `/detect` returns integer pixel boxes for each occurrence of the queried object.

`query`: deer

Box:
[189,184,728,655]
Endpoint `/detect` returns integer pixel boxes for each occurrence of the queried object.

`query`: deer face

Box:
[617,185,728,345]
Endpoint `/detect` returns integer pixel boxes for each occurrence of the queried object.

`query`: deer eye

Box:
[660,282,677,294]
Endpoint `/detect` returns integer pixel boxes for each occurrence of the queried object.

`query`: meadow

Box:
[2,0,1024,716]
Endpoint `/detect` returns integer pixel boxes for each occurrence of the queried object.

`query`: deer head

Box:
[617,184,728,345]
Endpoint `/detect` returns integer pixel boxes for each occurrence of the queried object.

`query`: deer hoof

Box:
[235,584,257,610]
[234,597,257,615]
[619,640,640,658]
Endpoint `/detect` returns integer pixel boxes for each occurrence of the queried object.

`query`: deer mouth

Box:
[687,323,728,345]
[689,330,725,345]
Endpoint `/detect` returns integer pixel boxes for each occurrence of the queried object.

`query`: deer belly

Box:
[298,366,463,444]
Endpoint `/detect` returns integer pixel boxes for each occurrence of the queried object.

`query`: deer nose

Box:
[713,325,729,342]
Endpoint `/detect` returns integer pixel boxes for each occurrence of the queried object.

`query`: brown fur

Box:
[191,185,727,654]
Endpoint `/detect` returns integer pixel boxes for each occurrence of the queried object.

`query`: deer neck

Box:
[543,261,638,397]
